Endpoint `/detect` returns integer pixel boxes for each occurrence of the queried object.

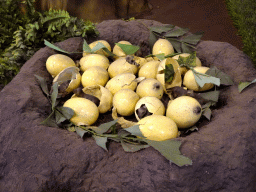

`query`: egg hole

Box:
[136,104,153,119]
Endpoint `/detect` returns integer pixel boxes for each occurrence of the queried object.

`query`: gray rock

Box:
[0,20,256,192]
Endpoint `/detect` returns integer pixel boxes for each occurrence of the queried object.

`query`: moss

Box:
[225,0,256,66]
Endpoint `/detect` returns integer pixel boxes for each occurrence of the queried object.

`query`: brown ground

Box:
[137,0,243,50]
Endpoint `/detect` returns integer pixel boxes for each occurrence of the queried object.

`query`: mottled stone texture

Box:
[0,20,256,192]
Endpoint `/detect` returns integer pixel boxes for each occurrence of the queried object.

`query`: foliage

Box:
[0,0,98,85]
[225,0,256,66]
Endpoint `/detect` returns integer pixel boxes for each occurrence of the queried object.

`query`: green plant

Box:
[0,0,98,86]
[225,0,256,66]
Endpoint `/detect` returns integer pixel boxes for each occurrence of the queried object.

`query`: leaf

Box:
[167,38,182,53]
[202,107,212,120]
[238,79,256,93]
[92,120,118,134]
[149,31,158,51]
[91,42,106,52]
[83,39,92,53]
[121,141,149,152]
[181,32,204,45]
[55,109,67,124]
[192,70,220,88]
[177,52,197,68]
[206,66,234,86]
[34,75,49,96]
[51,82,59,109]
[154,53,165,61]
[40,111,58,127]
[118,129,131,137]
[165,27,189,37]
[125,124,145,138]
[181,42,193,53]
[145,139,192,167]
[44,39,70,54]
[116,43,140,55]
[150,24,175,34]
[164,64,175,83]
[199,90,220,103]
[55,106,75,120]
[92,135,108,151]
[75,127,88,138]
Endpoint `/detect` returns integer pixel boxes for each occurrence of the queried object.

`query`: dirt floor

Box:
[137,0,243,50]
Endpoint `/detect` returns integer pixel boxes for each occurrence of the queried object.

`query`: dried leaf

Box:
[121,141,149,152]
[145,139,192,167]
[92,135,108,151]
[238,79,256,93]
[34,75,50,96]
[116,43,140,55]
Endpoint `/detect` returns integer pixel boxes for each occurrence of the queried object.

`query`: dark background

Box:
[137,0,243,50]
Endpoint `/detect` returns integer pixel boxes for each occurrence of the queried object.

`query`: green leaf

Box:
[91,42,106,53]
[149,31,159,51]
[199,90,220,103]
[177,52,197,68]
[150,24,175,34]
[181,32,204,45]
[165,27,189,37]
[92,120,118,134]
[164,64,175,83]
[75,127,88,138]
[181,42,193,53]
[40,111,58,127]
[145,139,192,167]
[202,107,212,120]
[238,79,256,93]
[34,75,49,96]
[83,39,92,53]
[167,38,182,53]
[192,70,220,88]
[121,141,149,152]
[55,109,67,124]
[154,53,165,61]
[51,82,59,110]
[44,39,70,54]
[125,124,145,138]
[206,66,234,86]
[116,43,140,55]
[55,106,75,120]
[92,135,108,151]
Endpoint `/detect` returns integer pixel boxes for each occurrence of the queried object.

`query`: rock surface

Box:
[0,20,256,192]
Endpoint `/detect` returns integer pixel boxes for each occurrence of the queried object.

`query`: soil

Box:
[137,0,243,50]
